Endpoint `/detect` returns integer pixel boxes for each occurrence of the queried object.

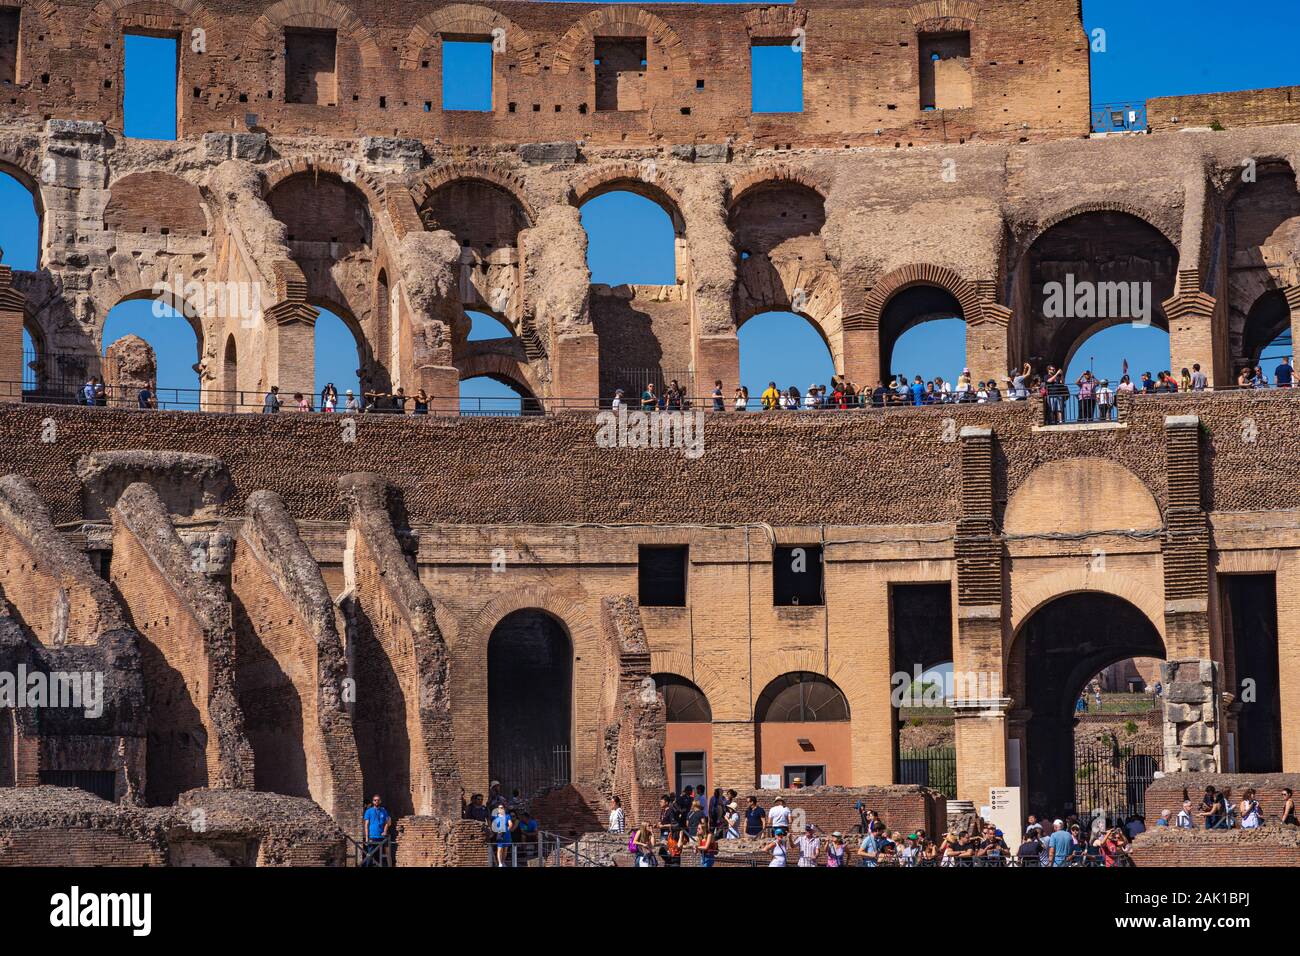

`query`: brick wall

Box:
[1149,86,1300,133]
[713,785,945,837]
[1130,828,1300,867]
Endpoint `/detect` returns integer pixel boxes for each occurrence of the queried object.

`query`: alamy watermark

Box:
[1042,273,1152,326]
[0,665,104,718]
[890,665,1001,708]
[595,406,705,460]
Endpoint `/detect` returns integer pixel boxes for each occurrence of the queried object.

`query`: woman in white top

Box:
[766,832,788,867]
[1116,374,1135,395]
[1240,789,1262,829]
[734,386,748,412]
[725,804,741,839]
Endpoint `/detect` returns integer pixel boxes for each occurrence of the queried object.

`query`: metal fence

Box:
[1074,745,1160,821]
[488,745,571,801]
[898,746,957,798]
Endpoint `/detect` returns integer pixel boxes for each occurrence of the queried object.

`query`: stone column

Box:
[262,300,318,404]
[1162,659,1222,771]
[966,282,1011,389]
[103,334,157,408]
[953,696,1013,806]
[0,265,28,403]
[1163,270,1218,386]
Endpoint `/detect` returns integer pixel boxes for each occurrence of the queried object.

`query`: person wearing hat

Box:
[767,795,791,836]
[611,387,625,413]
[724,801,741,839]
[825,831,847,867]
[344,388,359,412]
[795,823,821,867]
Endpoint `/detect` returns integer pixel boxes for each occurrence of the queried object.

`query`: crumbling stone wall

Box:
[231,489,361,825]
[338,472,459,819]
[599,596,667,825]
[109,482,252,804]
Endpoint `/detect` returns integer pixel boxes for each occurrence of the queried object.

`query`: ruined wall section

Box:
[338,472,460,819]
[599,596,667,826]
[231,490,362,824]
[109,482,252,805]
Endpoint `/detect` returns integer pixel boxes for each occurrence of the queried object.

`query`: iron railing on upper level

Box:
[1091,101,1148,134]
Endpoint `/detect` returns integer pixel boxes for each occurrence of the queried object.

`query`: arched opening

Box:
[267,172,372,247]
[580,189,678,286]
[102,295,201,409]
[420,179,529,258]
[1063,322,1172,402]
[880,286,967,391]
[459,374,539,416]
[1239,289,1292,379]
[467,309,514,341]
[375,269,392,382]
[0,168,41,270]
[1015,211,1177,374]
[313,305,364,409]
[653,674,713,795]
[20,327,37,395]
[218,335,238,412]
[1226,164,1300,376]
[488,610,573,797]
[754,671,850,787]
[737,311,835,407]
[1010,593,1165,823]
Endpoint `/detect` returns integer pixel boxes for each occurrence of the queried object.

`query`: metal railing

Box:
[345,831,398,868]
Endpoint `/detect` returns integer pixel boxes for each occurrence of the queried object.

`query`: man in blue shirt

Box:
[1275,356,1294,388]
[362,794,391,866]
[1046,819,1074,867]
[743,796,766,837]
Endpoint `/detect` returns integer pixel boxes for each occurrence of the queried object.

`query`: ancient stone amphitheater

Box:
[0,0,1297,866]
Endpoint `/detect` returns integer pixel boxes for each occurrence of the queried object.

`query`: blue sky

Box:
[2,0,1296,407]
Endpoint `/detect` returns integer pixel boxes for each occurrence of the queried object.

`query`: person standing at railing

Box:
[362,794,391,867]
[1275,356,1295,388]
[711,380,724,412]
[262,386,280,414]
[413,390,429,415]
[321,383,338,412]
[608,795,625,834]
[1076,371,1097,421]
[734,385,748,411]
[1096,379,1114,421]
[137,386,154,410]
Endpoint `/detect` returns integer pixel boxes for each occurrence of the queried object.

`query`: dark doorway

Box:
[1223,574,1282,772]
[890,583,953,783]
[488,610,572,796]
[674,752,706,795]
[1015,593,1164,818]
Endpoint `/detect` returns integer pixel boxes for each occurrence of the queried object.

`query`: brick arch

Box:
[105,171,210,236]
[457,588,599,660]
[261,157,386,227]
[1218,156,1295,207]
[1021,202,1180,253]
[907,0,980,30]
[245,0,382,70]
[456,350,543,403]
[750,654,865,720]
[400,4,538,74]
[88,0,220,39]
[570,163,686,232]
[649,651,726,710]
[727,165,830,209]
[412,161,538,224]
[551,6,687,76]
[851,263,983,332]
[1009,570,1167,652]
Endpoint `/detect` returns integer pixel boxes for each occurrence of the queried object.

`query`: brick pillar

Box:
[0,265,28,403]
[693,333,739,406]
[551,331,600,409]
[841,322,879,390]
[711,720,757,790]
[262,300,318,406]
[1285,286,1300,378]
[966,283,1010,390]
[1160,414,1221,772]
[952,425,1010,803]
[1163,270,1219,386]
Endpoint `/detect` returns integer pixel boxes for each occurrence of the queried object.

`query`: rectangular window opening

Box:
[750,39,803,114]
[442,36,493,111]
[918,30,971,111]
[594,36,646,112]
[638,545,688,607]
[0,8,20,85]
[285,27,337,105]
[123,32,178,139]
[773,545,824,606]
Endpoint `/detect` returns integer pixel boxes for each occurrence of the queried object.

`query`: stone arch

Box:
[456,350,543,407]
[412,161,538,225]
[1009,570,1166,647]
[728,165,829,208]
[400,4,538,73]
[244,0,382,70]
[551,5,687,76]
[0,154,46,269]
[88,0,221,40]
[1005,457,1162,537]
[571,164,686,234]
[104,171,209,236]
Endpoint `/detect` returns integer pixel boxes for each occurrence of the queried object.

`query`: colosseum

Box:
[0,0,1297,869]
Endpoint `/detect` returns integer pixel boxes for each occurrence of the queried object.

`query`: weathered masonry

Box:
[1,0,1299,864]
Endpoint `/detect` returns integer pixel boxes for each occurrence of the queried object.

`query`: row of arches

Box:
[5,157,1300,408]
